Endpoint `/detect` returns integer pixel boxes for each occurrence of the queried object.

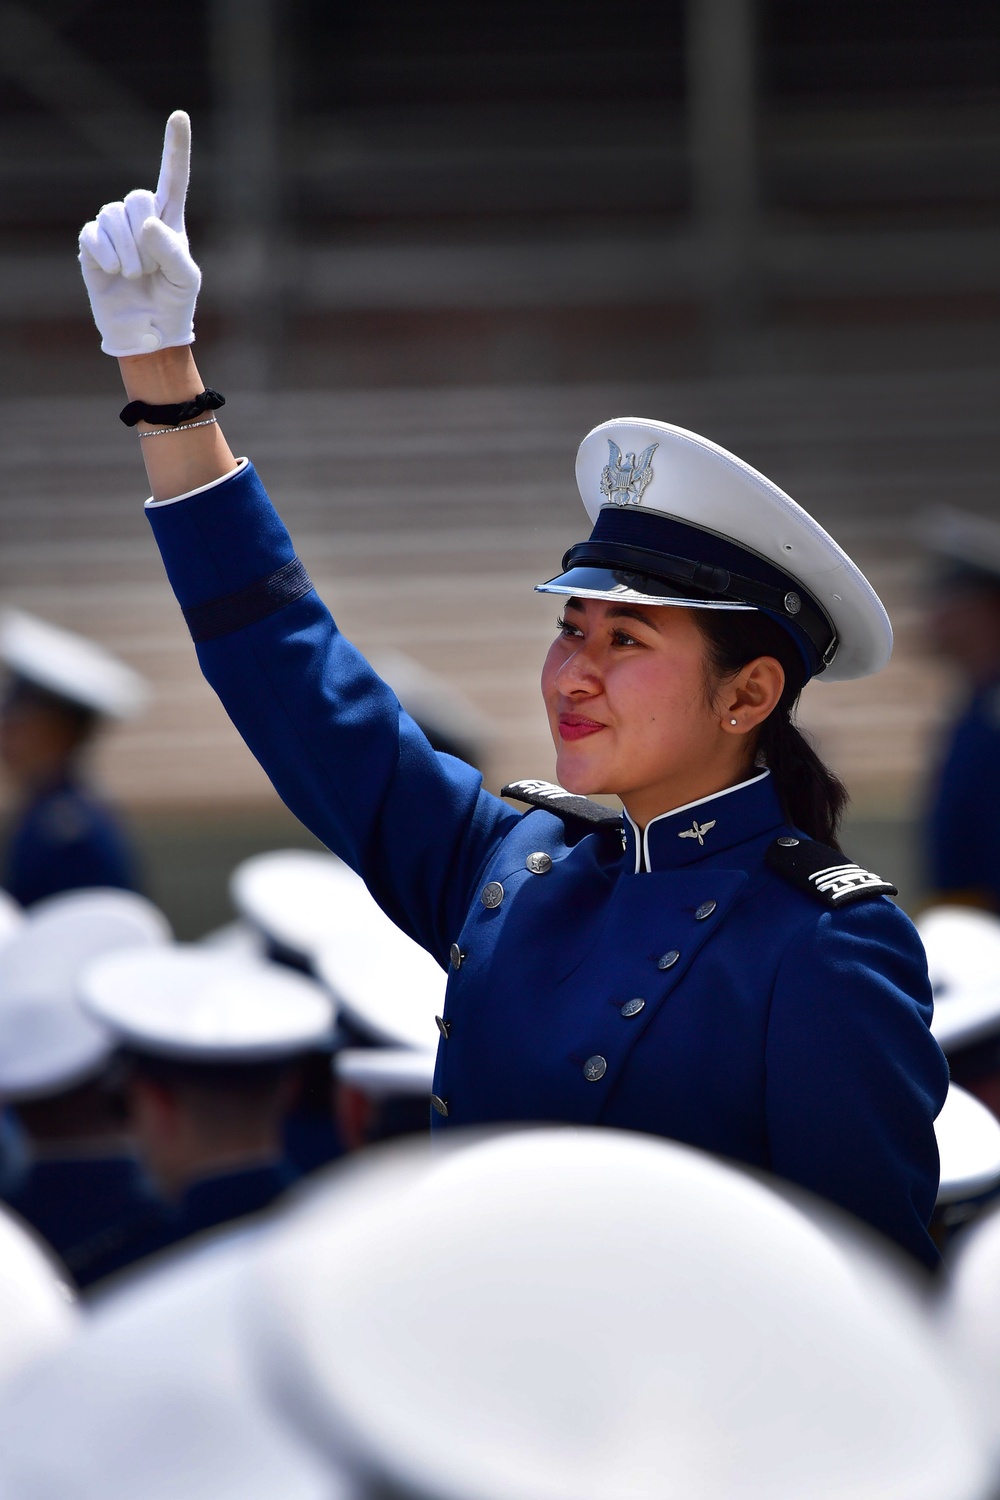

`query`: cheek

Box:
[540,643,563,702]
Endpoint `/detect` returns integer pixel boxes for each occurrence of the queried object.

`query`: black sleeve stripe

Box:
[182,557,314,644]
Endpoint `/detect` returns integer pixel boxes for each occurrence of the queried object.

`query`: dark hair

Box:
[694,610,848,852]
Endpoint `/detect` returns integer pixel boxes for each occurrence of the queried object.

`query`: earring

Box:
[729,719,738,726]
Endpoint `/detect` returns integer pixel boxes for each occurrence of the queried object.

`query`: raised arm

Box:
[77,111,520,963]
[79,111,235,501]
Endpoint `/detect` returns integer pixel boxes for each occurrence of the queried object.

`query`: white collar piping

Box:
[624,769,771,874]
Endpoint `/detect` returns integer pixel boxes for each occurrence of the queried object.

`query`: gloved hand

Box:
[78,110,201,357]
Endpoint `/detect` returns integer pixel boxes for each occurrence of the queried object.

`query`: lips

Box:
[558,714,607,741]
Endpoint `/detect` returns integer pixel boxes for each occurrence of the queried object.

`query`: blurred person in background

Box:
[333,1047,436,1149]
[0,611,146,907]
[0,891,169,1278]
[76,113,948,1270]
[920,508,1000,914]
[70,946,333,1287]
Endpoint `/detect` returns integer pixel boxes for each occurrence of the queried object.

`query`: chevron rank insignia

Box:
[501,779,622,827]
[765,837,898,907]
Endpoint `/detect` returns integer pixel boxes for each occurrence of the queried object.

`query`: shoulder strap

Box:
[765,836,898,908]
[501,779,622,828]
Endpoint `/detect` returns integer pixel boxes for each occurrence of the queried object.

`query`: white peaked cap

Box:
[0,1234,339,1500]
[333,1047,435,1099]
[0,1204,77,1392]
[233,850,445,1051]
[543,419,893,682]
[0,609,148,720]
[80,946,335,1062]
[918,505,1000,582]
[248,1129,989,1500]
[935,1085,1000,1205]
[0,890,170,1100]
[917,906,1000,1053]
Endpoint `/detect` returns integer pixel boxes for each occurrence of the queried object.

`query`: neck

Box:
[624,762,759,834]
[155,1141,282,1200]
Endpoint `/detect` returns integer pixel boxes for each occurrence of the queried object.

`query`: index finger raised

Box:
[154,110,191,233]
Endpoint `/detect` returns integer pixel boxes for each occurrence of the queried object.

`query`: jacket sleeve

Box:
[764,897,949,1268]
[145,460,519,966]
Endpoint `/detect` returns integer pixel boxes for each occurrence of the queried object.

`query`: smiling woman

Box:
[77,112,948,1269]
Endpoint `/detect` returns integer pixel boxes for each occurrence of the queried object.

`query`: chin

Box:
[555,748,610,796]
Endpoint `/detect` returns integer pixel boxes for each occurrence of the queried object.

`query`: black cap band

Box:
[560,538,837,673]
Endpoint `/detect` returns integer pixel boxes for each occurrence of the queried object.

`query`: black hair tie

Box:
[119,388,226,428]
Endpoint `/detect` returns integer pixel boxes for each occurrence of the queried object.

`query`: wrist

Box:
[118,346,203,405]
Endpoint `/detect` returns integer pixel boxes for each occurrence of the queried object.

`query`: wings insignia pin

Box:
[678,819,716,846]
[600,440,658,507]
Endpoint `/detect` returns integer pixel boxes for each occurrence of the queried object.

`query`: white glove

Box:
[78,111,201,357]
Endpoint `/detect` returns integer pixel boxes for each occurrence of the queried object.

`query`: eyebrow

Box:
[564,598,664,632]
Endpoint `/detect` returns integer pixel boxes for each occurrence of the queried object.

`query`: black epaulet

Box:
[501,779,622,827]
[765,836,898,907]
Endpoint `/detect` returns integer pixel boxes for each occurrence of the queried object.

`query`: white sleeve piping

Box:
[144,457,249,509]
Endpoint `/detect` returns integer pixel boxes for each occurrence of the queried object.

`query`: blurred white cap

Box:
[0,609,148,720]
[372,648,489,764]
[0,1203,76,1393]
[0,890,170,1100]
[333,1047,435,1100]
[940,1200,1000,1467]
[0,1233,339,1500]
[917,906,1000,1052]
[0,889,23,947]
[80,946,335,1063]
[248,1128,988,1500]
[935,1085,1000,1205]
[233,850,445,1050]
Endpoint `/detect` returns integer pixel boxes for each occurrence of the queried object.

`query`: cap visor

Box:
[535,565,757,611]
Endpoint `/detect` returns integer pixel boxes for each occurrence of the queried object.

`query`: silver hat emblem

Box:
[678,819,716,846]
[600,440,658,507]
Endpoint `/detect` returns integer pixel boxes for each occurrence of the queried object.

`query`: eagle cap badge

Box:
[600,439,658,507]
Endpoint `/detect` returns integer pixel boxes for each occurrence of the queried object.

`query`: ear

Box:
[128,1075,181,1139]
[720,655,785,734]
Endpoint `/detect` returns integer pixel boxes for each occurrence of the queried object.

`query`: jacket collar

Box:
[623,770,783,872]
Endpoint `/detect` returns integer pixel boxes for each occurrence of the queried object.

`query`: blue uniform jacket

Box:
[4,778,140,908]
[927,679,1000,910]
[3,1152,156,1266]
[67,1159,295,1289]
[146,461,948,1267]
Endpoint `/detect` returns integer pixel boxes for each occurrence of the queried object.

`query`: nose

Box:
[554,633,604,697]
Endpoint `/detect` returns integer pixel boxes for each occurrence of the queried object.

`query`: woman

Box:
[78,114,947,1266]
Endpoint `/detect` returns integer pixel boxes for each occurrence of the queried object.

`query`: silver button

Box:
[435,1015,451,1039]
[481,881,504,909]
[657,949,680,970]
[695,900,717,921]
[777,836,799,848]
[784,591,801,615]
[430,1094,450,1117]
[449,942,465,969]
[526,851,553,875]
[621,997,646,1018]
[583,1055,607,1081]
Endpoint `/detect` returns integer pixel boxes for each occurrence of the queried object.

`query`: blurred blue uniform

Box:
[5,778,139,908]
[3,1152,155,1268]
[67,1160,295,1289]
[146,461,948,1267]
[927,679,1000,910]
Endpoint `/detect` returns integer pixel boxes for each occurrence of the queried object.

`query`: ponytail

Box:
[695,610,848,852]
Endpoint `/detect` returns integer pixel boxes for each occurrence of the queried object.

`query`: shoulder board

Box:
[501,779,622,827]
[765,836,898,908]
